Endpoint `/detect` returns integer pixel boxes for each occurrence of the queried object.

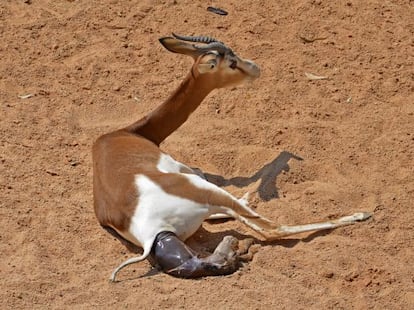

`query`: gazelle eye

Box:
[230,60,237,69]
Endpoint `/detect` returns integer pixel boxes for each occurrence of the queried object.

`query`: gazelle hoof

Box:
[354,212,372,221]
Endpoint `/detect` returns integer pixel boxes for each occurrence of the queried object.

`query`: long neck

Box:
[125,71,214,145]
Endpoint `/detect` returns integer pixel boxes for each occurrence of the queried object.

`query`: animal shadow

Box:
[201,151,303,201]
[191,226,333,251]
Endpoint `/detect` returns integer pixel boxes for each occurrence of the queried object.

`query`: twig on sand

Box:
[18,93,35,99]
[305,72,329,80]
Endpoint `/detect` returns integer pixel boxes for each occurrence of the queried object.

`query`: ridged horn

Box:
[193,42,232,55]
[172,33,221,44]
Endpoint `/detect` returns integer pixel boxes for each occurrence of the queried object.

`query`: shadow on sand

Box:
[202,150,303,201]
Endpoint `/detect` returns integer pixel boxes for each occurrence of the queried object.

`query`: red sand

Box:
[1,1,413,309]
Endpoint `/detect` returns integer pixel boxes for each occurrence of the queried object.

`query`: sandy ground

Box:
[1,0,413,309]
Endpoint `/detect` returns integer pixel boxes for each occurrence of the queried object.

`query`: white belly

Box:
[129,174,210,246]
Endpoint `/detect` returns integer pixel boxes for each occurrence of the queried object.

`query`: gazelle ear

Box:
[159,37,199,58]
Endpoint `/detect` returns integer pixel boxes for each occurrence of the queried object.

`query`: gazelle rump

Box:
[92,34,371,282]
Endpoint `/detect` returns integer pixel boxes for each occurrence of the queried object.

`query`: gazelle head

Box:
[159,33,260,88]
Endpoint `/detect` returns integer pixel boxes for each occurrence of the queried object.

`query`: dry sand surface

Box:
[1,0,413,309]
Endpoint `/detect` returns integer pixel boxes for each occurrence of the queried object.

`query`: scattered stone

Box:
[322,271,335,278]
[46,170,59,176]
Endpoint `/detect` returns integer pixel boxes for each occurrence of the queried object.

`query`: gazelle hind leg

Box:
[182,174,372,241]
[183,175,372,240]
[229,210,372,241]
[163,173,372,242]
[206,192,250,221]
[272,212,372,237]
[187,176,373,240]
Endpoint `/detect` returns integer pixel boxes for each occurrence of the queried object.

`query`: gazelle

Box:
[92,33,371,282]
